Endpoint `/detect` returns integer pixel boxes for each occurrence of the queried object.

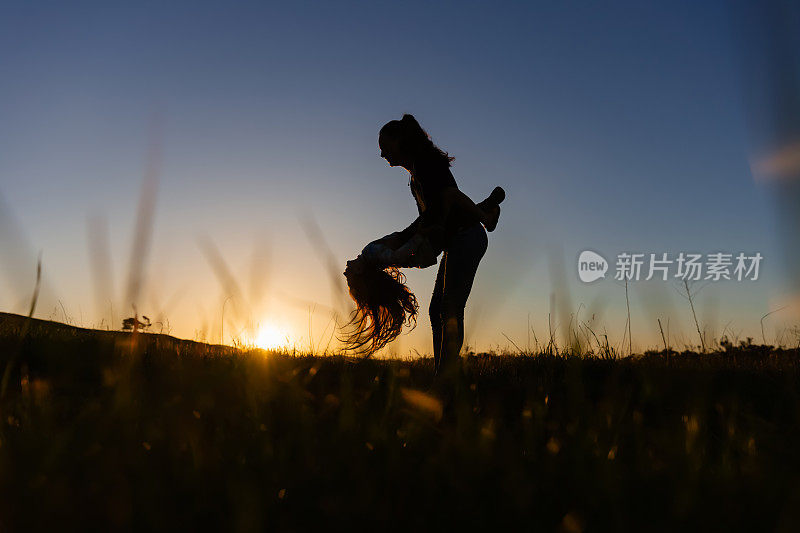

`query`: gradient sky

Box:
[1,1,798,356]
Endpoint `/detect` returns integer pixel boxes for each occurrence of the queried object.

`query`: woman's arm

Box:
[389,232,439,268]
[375,214,423,250]
[371,188,484,268]
[356,226,441,270]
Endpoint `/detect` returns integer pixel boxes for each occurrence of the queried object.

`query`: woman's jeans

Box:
[429,222,488,373]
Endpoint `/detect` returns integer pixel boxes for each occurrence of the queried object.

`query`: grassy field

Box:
[2,312,800,531]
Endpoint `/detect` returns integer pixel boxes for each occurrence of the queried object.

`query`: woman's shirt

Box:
[409,155,457,231]
[382,154,465,254]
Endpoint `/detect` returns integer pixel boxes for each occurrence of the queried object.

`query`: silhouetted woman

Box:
[343,114,503,374]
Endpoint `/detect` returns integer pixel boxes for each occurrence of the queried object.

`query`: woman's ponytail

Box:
[380,114,455,166]
[400,113,421,130]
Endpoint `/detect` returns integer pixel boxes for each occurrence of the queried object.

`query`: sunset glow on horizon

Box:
[253,323,288,351]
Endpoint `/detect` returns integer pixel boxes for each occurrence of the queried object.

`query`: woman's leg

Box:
[429,253,446,371]
[437,223,488,372]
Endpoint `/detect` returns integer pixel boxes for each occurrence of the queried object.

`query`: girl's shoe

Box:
[477,186,505,232]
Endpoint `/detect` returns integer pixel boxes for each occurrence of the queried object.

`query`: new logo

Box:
[578,250,608,282]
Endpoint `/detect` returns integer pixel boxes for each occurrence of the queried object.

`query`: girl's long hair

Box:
[340,265,418,356]
[379,114,455,167]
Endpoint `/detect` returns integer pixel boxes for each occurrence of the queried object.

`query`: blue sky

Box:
[1,1,797,354]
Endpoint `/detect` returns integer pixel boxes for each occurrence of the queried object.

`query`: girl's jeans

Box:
[429,222,488,373]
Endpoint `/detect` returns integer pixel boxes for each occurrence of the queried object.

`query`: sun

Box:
[254,323,286,350]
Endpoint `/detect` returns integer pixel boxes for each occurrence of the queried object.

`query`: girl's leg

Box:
[441,187,504,232]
